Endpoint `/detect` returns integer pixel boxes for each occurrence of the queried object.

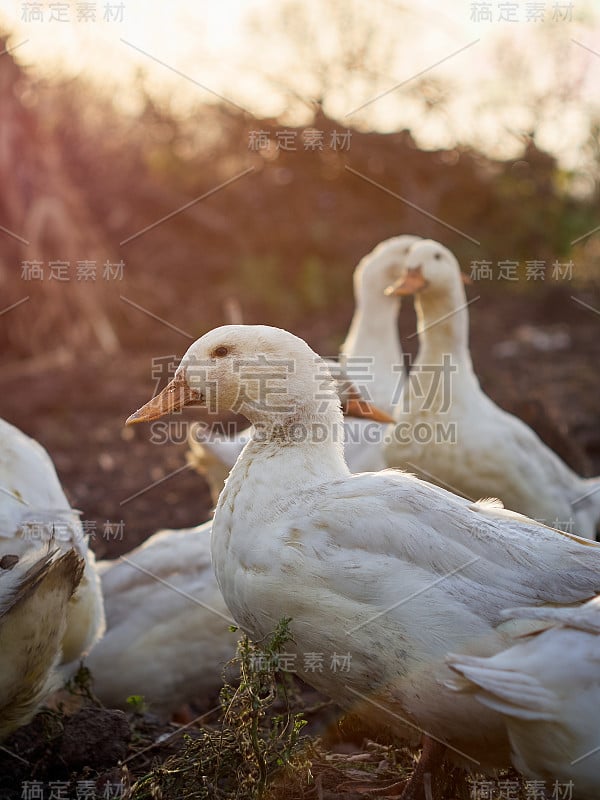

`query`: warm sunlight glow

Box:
[1,0,600,166]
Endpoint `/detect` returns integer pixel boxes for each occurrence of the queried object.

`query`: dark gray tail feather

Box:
[1,548,84,618]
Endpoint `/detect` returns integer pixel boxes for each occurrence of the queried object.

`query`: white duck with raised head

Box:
[384,239,600,539]
[339,234,422,412]
[127,324,600,795]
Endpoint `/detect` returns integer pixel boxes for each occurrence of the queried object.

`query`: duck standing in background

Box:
[339,234,421,412]
[384,240,600,539]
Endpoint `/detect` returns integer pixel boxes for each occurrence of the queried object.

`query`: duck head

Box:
[126,325,394,427]
[354,234,422,303]
[384,239,471,299]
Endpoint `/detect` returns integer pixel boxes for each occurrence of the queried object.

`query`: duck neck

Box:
[414,283,473,372]
[241,398,350,481]
[342,293,402,411]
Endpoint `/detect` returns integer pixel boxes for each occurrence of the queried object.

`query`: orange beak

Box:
[460,272,473,285]
[343,398,395,424]
[126,373,201,425]
[385,265,428,296]
[126,372,395,426]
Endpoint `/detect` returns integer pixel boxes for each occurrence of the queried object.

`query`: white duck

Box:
[0,419,105,667]
[0,546,84,740]
[384,240,600,540]
[188,235,420,503]
[86,521,236,718]
[126,324,600,796]
[447,598,600,799]
[339,234,421,411]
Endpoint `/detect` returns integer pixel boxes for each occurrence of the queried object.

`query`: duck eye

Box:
[213,345,229,358]
[434,252,441,260]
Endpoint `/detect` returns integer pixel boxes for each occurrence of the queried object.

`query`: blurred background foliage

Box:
[0,17,599,360]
